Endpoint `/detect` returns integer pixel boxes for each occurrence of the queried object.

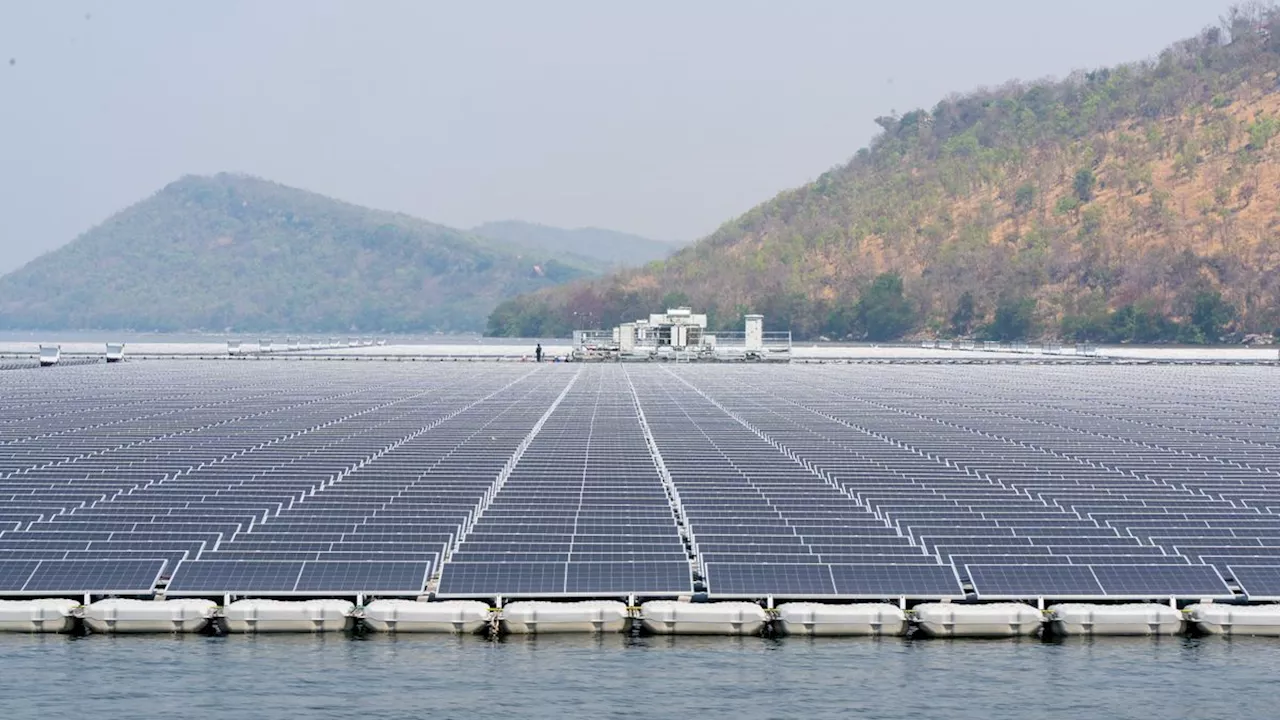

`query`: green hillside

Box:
[470,221,678,271]
[490,7,1280,343]
[0,174,594,332]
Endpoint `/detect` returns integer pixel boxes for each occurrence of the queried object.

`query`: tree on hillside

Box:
[988,295,1037,341]
[1094,302,1180,343]
[1246,113,1280,151]
[857,273,916,341]
[1012,184,1036,235]
[823,302,861,340]
[1055,195,1082,223]
[1073,168,1097,202]
[663,291,691,309]
[1014,184,1036,214]
[1188,289,1236,342]
[950,291,976,336]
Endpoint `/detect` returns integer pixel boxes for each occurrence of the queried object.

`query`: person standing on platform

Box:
[535,343,543,363]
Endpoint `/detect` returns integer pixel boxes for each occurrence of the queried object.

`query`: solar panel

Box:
[437,562,567,596]
[968,565,1104,598]
[828,564,963,597]
[1229,565,1280,598]
[166,558,435,596]
[571,552,689,562]
[705,563,837,596]
[450,552,570,563]
[61,550,188,572]
[564,561,691,595]
[167,560,305,593]
[294,561,432,594]
[22,559,165,594]
[1090,564,1232,597]
[0,560,40,591]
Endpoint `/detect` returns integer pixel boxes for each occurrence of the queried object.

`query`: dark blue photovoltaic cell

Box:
[21,559,165,593]
[450,552,569,563]
[437,562,566,596]
[705,563,837,596]
[828,564,962,597]
[167,560,433,594]
[1230,565,1280,597]
[0,561,40,591]
[564,561,691,594]
[167,561,305,593]
[294,561,432,593]
[968,565,1105,597]
[704,563,962,597]
[1091,564,1231,596]
[61,551,189,574]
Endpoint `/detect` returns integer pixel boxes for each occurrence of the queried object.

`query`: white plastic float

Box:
[913,603,1042,638]
[1047,603,1183,637]
[501,601,628,634]
[83,599,216,634]
[775,602,907,637]
[223,599,354,633]
[361,600,490,633]
[0,599,79,633]
[640,601,767,636]
[1186,604,1280,637]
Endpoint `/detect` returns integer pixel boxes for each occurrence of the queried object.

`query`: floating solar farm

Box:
[2,361,1279,604]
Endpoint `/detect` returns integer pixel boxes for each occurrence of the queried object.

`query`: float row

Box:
[228,337,386,354]
[2,600,1280,637]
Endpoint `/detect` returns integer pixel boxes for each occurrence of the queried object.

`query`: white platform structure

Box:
[38,344,60,367]
[573,307,791,362]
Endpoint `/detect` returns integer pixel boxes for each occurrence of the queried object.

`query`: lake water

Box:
[3,634,1277,720]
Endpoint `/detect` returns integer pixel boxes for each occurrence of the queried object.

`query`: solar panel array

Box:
[437,368,691,596]
[1,361,1278,599]
[0,559,164,594]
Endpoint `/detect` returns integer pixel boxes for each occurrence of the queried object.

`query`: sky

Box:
[0,0,1243,273]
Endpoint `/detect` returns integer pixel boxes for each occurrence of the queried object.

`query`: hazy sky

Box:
[0,0,1241,273]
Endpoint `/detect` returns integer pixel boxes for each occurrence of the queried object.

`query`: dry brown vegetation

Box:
[490,5,1280,342]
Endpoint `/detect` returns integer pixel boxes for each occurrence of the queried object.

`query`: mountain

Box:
[0,174,597,332]
[470,221,678,271]
[489,7,1280,343]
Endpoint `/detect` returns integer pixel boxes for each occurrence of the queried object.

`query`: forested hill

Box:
[470,221,677,271]
[0,174,600,332]
[489,7,1280,343]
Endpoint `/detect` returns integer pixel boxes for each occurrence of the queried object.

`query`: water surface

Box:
[2,634,1276,720]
